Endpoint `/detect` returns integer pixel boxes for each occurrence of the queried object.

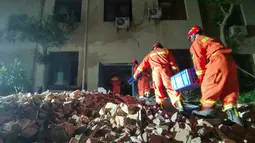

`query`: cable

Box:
[237,65,255,79]
[132,2,148,27]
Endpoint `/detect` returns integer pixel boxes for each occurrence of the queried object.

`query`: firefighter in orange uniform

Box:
[132,60,150,98]
[111,72,121,95]
[187,26,243,125]
[132,42,186,114]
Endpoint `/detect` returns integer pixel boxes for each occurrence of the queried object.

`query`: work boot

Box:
[175,101,189,116]
[226,108,243,126]
[192,106,216,118]
[137,96,146,102]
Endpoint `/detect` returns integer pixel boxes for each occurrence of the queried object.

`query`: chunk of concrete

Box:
[191,137,202,143]
[174,129,190,142]
[115,116,126,127]
[97,87,107,94]
[86,138,101,143]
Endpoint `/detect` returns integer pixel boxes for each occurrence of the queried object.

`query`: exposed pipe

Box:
[32,0,45,92]
[132,2,147,27]
[82,0,89,90]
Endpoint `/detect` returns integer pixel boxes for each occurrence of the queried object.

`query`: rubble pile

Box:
[0,90,254,143]
[0,90,137,143]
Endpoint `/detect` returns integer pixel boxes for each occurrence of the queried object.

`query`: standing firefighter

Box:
[187,26,243,126]
[132,42,186,114]
[132,60,150,98]
[111,72,121,96]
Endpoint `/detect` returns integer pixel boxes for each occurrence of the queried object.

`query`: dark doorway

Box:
[98,63,132,95]
[47,52,79,90]
[171,49,193,70]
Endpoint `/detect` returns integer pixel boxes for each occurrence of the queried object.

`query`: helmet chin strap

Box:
[190,34,197,42]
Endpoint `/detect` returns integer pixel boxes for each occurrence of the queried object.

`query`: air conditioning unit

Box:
[8,30,21,40]
[148,7,162,19]
[115,17,130,32]
[229,25,248,37]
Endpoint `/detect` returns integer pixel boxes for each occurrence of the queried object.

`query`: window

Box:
[171,49,192,70]
[158,0,187,20]
[48,52,79,88]
[104,0,133,22]
[54,0,82,22]
[98,63,132,95]
[226,5,245,28]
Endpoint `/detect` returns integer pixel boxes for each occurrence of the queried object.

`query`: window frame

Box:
[104,0,133,22]
[53,0,82,22]
[47,52,79,87]
[158,0,187,21]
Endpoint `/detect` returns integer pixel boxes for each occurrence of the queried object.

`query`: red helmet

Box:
[152,42,163,49]
[187,26,203,41]
[132,60,138,64]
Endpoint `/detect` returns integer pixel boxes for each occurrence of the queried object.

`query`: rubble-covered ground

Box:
[0,90,255,143]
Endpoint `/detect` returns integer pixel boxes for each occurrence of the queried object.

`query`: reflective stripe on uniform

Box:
[144,92,150,97]
[196,70,205,75]
[171,66,179,70]
[176,100,183,109]
[111,77,119,80]
[200,99,216,105]
[191,53,194,59]
[137,67,143,71]
[155,97,164,104]
[223,104,235,111]
[150,51,167,57]
[201,37,209,43]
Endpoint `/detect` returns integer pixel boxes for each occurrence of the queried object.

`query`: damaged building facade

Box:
[0,0,254,93]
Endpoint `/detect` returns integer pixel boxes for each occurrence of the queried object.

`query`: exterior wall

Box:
[86,0,203,90]
[1,0,252,92]
[0,0,203,92]
[241,0,255,25]
[43,0,87,91]
[239,0,255,54]
[0,0,41,91]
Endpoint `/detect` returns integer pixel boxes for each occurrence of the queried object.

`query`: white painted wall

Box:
[0,0,42,91]
[0,0,204,92]
[85,0,203,90]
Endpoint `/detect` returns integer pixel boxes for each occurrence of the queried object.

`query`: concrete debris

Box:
[0,91,254,143]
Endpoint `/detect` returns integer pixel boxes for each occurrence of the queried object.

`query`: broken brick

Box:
[174,129,190,142]
[0,91,254,143]
[191,137,202,143]
[197,126,213,137]
[86,138,101,143]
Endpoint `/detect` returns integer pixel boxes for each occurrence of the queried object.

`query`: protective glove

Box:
[173,69,179,75]
[128,75,137,85]
[171,66,179,75]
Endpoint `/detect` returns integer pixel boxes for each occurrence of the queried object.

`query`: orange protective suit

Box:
[111,76,121,95]
[133,64,150,98]
[133,48,181,108]
[190,35,239,111]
